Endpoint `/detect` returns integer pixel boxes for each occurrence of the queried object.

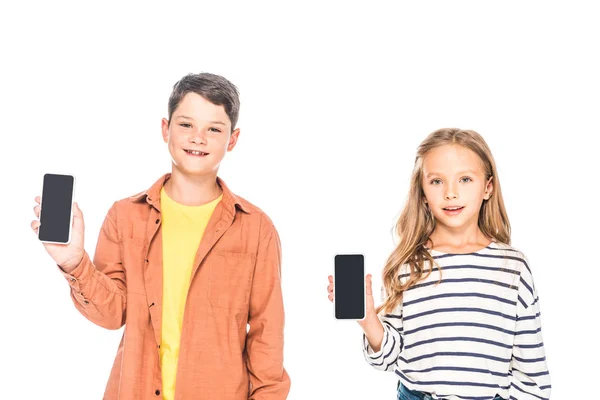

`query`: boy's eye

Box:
[179,123,191,128]
[209,127,222,133]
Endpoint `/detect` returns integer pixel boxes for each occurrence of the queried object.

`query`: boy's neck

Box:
[163,168,223,206]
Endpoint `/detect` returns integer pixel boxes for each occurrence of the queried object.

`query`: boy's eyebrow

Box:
[175,115,226,125]
[426,170,477,178]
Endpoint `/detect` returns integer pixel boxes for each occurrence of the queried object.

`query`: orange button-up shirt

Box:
[58,173,291,399]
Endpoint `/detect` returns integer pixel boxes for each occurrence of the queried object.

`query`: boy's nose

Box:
[190,133,207,144]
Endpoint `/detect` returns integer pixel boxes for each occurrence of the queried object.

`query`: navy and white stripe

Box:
[362,242,551,400]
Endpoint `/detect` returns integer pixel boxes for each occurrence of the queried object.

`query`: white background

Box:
[1,1,598,399]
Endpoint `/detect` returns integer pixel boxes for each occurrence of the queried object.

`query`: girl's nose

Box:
[444,187,458,200]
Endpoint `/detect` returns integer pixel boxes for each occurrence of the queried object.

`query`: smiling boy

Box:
[32,73,291,399]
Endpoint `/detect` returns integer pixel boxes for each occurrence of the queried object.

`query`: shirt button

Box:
[155,389,161,395]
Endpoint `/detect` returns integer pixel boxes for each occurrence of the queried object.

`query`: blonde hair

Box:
[377,128,511,314]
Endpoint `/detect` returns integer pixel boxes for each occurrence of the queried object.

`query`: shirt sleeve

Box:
[245,215,291,399]
[56,202,127,330]
[362,286,404,372]
[508,255,551,400]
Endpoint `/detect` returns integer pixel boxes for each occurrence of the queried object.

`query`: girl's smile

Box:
[442,205,465,216]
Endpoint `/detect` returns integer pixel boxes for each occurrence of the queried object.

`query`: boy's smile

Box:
[183,149,209,157]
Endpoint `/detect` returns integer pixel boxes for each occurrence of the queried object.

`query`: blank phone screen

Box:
[38,174,74,243]
[334,254,365,319]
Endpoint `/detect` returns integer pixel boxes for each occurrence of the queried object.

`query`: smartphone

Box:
[334,254,366,320]
[38,173,76,244]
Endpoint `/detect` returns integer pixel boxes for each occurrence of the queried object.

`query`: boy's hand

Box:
[31,196,85,273]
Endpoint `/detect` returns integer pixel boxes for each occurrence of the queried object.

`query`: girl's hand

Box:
[328,274,384,351]
[327,274,378,326]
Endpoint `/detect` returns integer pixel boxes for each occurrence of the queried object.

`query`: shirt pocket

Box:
[208,249,255,310]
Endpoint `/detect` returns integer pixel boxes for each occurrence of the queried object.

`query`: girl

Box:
[327,128,550,400]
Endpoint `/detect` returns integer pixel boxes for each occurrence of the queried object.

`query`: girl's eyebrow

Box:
[425,170,477,178]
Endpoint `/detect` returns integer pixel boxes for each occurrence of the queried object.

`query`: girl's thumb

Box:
[366,274,373,295]
[73,202,82,217]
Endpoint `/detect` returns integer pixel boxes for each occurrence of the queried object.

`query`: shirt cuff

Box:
[362,326,388,360]
[57,252,95,305]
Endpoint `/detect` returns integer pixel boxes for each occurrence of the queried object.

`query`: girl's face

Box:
[421,144,493,231]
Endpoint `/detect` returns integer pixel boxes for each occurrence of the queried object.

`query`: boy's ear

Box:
[161,118,170,143]
[227,128,241,151]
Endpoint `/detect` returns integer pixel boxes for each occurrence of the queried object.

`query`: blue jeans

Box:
[397,382,505,400]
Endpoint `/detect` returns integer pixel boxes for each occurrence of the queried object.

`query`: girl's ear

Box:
[485,177,494,199]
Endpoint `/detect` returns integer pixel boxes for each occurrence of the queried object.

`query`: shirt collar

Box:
[129,173,251,214]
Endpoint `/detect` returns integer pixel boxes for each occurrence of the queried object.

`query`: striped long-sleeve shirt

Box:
[363,242,551,400]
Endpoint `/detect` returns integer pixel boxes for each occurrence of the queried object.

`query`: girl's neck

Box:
[427,225,492,253]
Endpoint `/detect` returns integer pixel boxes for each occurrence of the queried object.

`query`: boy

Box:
[31,73,291,400]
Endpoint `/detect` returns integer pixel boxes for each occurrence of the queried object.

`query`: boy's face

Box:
[421,144,493,230]
[161,92,240,177]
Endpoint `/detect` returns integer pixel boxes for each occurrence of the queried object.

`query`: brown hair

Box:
[168,72,240,130]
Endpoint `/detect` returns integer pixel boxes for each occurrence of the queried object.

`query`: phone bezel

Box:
[38,173,76,245]
[333,253,367,321]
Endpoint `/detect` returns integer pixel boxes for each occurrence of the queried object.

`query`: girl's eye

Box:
[430,179,442,185]
[460,177,473,183]
[209,127,222,133]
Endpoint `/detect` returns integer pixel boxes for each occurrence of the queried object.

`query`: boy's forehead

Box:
[174,92,229,123]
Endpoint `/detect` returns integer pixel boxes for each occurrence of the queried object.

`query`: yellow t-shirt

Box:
[159,186,222,400]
